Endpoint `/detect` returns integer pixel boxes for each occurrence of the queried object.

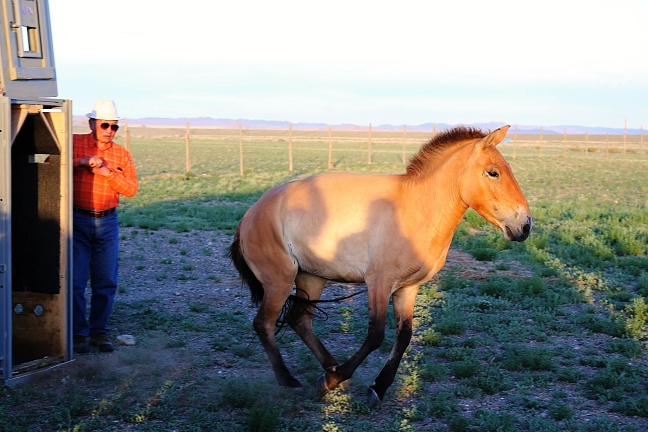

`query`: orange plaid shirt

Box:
[73,133,139,211]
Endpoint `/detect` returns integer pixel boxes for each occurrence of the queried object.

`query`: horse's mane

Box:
[406,126,487,176]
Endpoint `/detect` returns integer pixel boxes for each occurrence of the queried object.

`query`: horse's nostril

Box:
[523,223,531,236]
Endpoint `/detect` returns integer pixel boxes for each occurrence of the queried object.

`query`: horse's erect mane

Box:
[406,126,487,176]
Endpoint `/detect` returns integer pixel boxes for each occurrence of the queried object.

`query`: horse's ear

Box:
[481,125,510,148]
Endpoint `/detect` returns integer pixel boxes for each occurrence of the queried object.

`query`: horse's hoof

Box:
[366,386,382,410]
[316,375,330,398]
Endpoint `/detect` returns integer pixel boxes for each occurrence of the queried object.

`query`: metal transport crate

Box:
[0,0,73,386]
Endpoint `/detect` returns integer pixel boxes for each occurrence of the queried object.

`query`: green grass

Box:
[2,129,648,431]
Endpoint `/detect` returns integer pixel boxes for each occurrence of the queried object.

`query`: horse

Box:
[229,125,532,408]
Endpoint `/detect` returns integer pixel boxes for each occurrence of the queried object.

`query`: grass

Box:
[2,128,648,431]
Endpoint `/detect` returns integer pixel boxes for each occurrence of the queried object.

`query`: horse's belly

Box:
[290,235,369,282]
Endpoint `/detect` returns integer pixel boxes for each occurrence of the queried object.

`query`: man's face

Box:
[91,119,119,144]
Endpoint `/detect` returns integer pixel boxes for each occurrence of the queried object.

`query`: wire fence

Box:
[113,123,648,177]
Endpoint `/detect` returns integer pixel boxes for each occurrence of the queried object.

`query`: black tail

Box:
[228,226,264,306]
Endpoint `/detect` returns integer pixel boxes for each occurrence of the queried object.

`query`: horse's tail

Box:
[228,226,264,306]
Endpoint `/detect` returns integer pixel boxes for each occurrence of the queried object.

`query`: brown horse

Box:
[229,125,532,407]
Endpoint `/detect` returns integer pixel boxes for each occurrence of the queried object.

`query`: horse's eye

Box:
[487,170,499,178]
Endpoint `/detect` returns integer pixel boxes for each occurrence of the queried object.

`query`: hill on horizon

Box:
[73,116,645,135]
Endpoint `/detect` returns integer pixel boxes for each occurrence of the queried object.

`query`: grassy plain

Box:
[1,127,648,431]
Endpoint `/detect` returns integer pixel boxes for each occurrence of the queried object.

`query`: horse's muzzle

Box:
[505,217,532,242]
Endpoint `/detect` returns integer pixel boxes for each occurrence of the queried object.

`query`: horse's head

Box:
[459,125,532,242]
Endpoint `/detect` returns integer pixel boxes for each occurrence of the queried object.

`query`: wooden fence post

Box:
[124,119,131,152]
[513,125,518,159]
[402,124,407,164]
[368,123,373,164]
[185,120,191,173]
[288,122,293,172]
[624,118,627,157]
[239,124,244,175]
[328,125,333,169]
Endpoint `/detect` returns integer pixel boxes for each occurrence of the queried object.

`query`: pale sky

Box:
[48,0,647,129]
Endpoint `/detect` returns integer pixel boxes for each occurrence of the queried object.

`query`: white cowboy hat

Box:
[86,99,121,120]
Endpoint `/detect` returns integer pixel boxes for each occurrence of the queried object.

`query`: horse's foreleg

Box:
[289,273,339,371]
[366,285,419,408]
[317,283,390,397]
[254,291,302,388]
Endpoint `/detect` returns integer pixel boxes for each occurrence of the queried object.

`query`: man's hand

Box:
[92,165,113,177]
[82,156,104,168]
[81,157,112,177]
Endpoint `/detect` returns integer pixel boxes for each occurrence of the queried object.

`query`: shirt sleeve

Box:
[107,148,139,198]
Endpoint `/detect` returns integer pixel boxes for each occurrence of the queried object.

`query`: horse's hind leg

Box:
[254,281,302,388]
[288,273,338,371]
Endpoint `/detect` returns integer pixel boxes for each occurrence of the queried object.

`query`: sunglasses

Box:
[98,122,119,132]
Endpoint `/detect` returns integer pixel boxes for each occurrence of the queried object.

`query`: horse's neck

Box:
[401,156,470,243]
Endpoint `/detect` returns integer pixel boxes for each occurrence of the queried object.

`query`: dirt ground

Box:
[44,227,646,431]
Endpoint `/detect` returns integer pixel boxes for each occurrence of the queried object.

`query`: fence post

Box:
[624,118,627,157]
[288,122,294,172]
[328,125,333,169]
[125,119,131,152]
[239,124,244,175]
[185,120,191,173]
[368,123,373,164]
[402,124,407,164]
[513,125,518,159]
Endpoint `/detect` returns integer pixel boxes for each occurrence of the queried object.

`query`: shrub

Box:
[623,297,648,340]
[436,312,467,336]
[220,380,265,409]
[471,367,511,395]
[500,345,555,372]
[412,391,458,420]
[451,359,481,379]
[613,396,648,417]
[548,402,573,421]
[638,271,648,296]
[585,360,639,402]
[469,409,517,432]
[248,403,281,432]
[574,313,624,338]
[517,276,546,296]
[605,338,643,357]
[472,248,498,261]
[479,276,513,298]
[421,328,441,346]
[556,367,586,383]
[419,362,449,382]
[439,270,472,291]
[442,347,474,361]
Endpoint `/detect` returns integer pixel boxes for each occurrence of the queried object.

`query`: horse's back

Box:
[243,172,401,231]
[239,172,408,281]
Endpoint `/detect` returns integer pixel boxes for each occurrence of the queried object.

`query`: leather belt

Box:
[74,207,116,218]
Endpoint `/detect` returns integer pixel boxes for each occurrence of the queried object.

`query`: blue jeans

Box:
[73,210,119,337]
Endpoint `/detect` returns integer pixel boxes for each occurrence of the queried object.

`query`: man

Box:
[72,99,138,353]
